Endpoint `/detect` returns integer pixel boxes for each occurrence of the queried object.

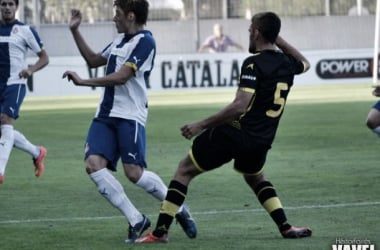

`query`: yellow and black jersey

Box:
[237,50,305,145]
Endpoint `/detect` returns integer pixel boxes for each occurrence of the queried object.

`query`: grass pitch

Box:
[0,83,379,250]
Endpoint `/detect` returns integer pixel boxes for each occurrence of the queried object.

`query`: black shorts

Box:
[190,124,271,175]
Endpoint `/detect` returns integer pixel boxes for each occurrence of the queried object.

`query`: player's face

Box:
[113,6,128,33]
[0,0,17,23]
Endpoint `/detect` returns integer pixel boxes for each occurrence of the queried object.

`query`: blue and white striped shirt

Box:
[0,21,44,85]
[96,30,156,126]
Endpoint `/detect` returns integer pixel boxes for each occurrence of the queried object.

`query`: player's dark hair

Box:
[1,0,19,6]
[114,0,149,25]
[252,12,281,44]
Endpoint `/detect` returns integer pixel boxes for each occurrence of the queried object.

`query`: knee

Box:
[85,160,96,174]
[85,155,106,174]
[173,156,200,185]
[366,109,380,129]
[123,164,143,183]
[177,158,193,177]
[366,117,377,129]
[244,173,266,189]
[0,114,13,125]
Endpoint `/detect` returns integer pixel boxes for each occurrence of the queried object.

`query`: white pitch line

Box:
[0,201,379,225]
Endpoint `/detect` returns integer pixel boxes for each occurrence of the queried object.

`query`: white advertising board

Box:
[26,49,377,97]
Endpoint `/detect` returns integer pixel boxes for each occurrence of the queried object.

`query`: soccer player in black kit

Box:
[136,11,312,243]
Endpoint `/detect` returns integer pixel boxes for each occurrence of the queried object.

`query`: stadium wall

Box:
[39,16,375,55]
[25,16,376,97]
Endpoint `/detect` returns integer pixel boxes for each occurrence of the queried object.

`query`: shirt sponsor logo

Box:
[241,74,256,81]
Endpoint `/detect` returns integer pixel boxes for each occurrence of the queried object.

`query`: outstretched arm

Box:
[69,9,107,68]
[275,35,310,72]
[62,64,135,87]
[181,89,253,139]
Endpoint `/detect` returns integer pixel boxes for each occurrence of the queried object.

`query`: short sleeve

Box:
[26,26,43,53]
[239,57,257,91]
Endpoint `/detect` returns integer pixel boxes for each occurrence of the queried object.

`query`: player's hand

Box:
[372,85,380,97]
[62,71,83,85]
[181,122,203,140]
[18,69,32,78]
[69,9,82,31]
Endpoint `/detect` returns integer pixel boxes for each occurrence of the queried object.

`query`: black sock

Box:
[254,181,291,231]
[153,180,188,237]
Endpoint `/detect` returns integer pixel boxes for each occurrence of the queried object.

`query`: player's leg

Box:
[0,88,46,176]
[136,126,233,243]
[85,119,144,238]
[235,140,311,238]
[0,114,15,184]
[244,172,312,238]
[118,119,196,240]
[0,84,26,184]
[13,130,46,177]
[135,154,201,243]
[366,101,380,137]
[129,165,197,238]
[118,120,168,200]
[119,119,195,227]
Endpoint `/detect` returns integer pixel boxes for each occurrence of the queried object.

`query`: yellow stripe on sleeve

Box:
[125,62,138,72]
[239,87,256,94]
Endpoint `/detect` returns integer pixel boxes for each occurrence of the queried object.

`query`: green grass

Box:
[0,84,379,250]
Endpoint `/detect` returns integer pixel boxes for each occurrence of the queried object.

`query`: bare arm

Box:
[181,89,253,139]
[62,64,134,87]
[275,35,310,72]
[69,9,107,68]
[19,49,49,78]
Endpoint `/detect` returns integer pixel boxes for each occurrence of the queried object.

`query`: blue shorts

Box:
[373,100,380,111]
[85,117,147,171]
[0,84,26,119]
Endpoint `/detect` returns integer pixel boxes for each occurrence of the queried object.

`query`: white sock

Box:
[135,170,185,213]
[13,130,40,158]
[90,168,143,226]
[373,127,380,137]
[0,125,15,176]
[136,170,168,200]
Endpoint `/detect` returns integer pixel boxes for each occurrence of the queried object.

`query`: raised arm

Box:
[275,35,310,72]
[69,9,107,68]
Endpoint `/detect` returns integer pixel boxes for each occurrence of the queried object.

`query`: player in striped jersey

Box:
[62,0,196,243]
[366,86,380,137]
[136,12,312,244]
[0,0,49,184]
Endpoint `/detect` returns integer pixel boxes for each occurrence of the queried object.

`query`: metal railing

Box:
[17,0,375,26]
